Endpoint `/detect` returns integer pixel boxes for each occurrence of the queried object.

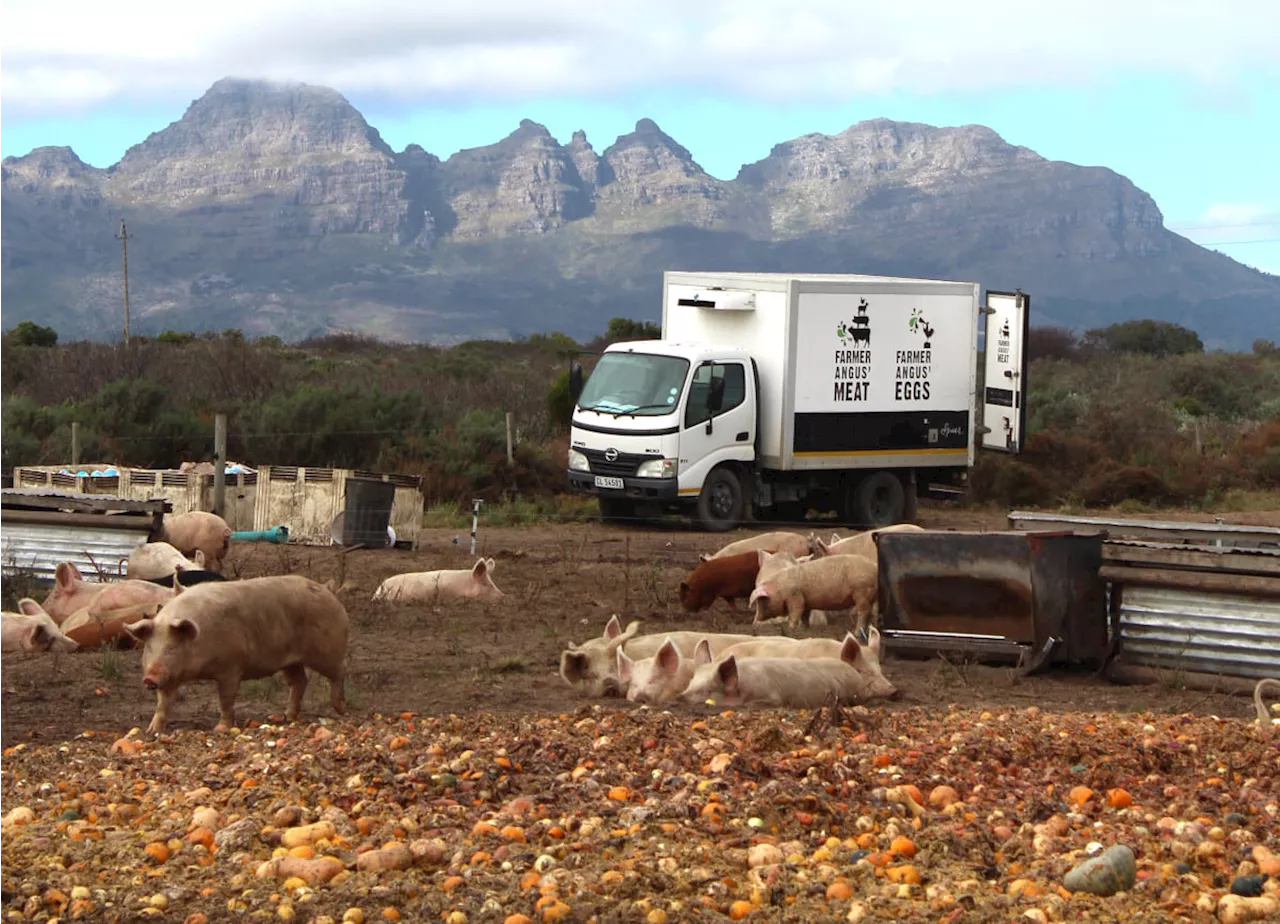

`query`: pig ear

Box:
[171,618,199,641]
[678,580,690,597]
[757,549,771,567]
[124,618,155,642]
[620,620,641,640]
[193,550,207,568]
[55,562,81,589]
[867,626,882,657]
[616,648,633,683]
[655,639,681,674]
[561,651,588,682]
[26,624,53,650]
[171,579,186,597]
[717,655,740,695]
[839,633,862,664]
[830,533,840,545]
[17,598,46,617]
[486,557,496,572]
[472,559,488,578]
[603,614,623,638]
[698,553,711,562]
[693,638,713,666]
[813,538,828,557]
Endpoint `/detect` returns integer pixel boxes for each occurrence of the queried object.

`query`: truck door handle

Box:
[736,432,750,442]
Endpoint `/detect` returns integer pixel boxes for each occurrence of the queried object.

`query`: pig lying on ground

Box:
[617,638,691,705]
[125,575,349,734]
[715,627,898,700]
[2,600,79,653]
[700,531,817,563]
[372,558,504,603]
[681,634,876,708]
[125,542,207,581]
[61,601,165,649]
[559,615,760,697]
[162,511,233,573]
[679,551,762,614]
[749,553,878,631]
[40,562,174,626]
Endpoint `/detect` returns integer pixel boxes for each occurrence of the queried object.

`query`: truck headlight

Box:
[568,449,590,472]
[635,458,677,478]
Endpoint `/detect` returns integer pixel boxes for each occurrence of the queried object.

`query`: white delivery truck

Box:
[566,271,1029,531]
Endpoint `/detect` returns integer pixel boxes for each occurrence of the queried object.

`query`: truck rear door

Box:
[981,291,1029,453]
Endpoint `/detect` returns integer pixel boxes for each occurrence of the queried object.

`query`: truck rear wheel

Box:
[697,467,744,532]
[847,471,906,528]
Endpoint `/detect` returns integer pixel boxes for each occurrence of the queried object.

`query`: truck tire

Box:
[849,471,906,528]
[697,467,744,532]
[598,497,634,525]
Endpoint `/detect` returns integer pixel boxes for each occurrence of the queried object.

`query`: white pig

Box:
[125,541,207,581]
[749,553,878,631]
[821,524,925,563]
[372,558,504,603]
[162,511,233,573]
[1,599,79,653]
[558,614,763,697]
[681,634,875,708]
[616,637,694,705]
[124,575,349,734]
[700,531,818,563]
[714,627,898,700]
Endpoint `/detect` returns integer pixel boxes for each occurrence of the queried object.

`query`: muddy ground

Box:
[4,503,1277,746]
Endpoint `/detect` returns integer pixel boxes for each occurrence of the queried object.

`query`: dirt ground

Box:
[4,502,1277,746]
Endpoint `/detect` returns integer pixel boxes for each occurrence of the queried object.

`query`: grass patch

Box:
[423,494,601,529]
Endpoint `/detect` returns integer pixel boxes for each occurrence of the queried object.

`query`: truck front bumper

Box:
[567,471,681,503]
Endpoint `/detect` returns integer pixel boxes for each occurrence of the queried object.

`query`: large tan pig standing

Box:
[749,553,878,631]
[161,511,233,573]
[372,558,504,603]
[40,562,174,626]
[124,575,349,734]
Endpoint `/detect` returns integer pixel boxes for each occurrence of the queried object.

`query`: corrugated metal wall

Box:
[1118,586,1280,680]
[1,522,151,584]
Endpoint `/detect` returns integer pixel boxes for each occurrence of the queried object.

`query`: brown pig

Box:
[678,551,762,614]
[700,531,817,563]
[40,562,174,626]
[1,600,79,653]
[372,558,504,603]
[681,634,876,708]
[749,553,878,631]
[124,575,349,734]
[162,511,233,573]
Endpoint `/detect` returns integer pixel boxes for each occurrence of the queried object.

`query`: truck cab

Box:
[567,342,758,528]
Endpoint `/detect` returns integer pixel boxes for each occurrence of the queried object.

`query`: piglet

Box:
[372,558,504,603]
[617,637,693,705]
[40,562,174,626]
[162,511,233,573]
[125,575,349,734]
[716,627,898,700]
[1,599,79,653]
[681,634,875,708]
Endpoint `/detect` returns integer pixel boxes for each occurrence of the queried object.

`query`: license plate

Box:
[594,476,625,490]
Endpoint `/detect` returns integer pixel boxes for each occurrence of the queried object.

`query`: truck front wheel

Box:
[848,471,906,528]
[697,467,744,532]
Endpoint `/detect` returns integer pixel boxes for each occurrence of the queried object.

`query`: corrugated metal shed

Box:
[1,521,150,584]
[1009,510,1280,550]
[1117,586,1280,680]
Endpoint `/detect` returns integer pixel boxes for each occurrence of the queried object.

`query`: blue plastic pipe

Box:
[230,526,290,543]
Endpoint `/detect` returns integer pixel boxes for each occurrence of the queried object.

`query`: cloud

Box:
[3,0,1278,114]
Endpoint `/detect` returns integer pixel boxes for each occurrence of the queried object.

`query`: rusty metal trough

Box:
[874,529,1110,672]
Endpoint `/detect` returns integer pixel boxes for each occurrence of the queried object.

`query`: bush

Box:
[1077,463,1171,507]
[1026,326,1078,361]
[9,320,58,348]
[1081,319,1203,357]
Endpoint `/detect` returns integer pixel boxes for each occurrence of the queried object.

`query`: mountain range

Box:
[3,77,1277,349]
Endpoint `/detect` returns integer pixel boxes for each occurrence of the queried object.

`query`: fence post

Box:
[470,498,484,556]
[506,412,515,467]
[213,414,227,517]
[71,422,80,468]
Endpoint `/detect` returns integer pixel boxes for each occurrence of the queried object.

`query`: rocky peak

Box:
[436,120,592,238]
[1,146,101,185]
[567,130,611,190]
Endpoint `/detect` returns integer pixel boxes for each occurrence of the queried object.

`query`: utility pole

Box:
[116,220,131,344]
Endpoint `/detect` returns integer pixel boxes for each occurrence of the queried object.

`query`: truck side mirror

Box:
[707,376,725,413]
[569,363,584,402]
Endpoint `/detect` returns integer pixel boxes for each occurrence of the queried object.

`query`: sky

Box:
[2,1,1278,275]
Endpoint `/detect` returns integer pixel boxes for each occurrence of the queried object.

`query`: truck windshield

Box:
[576,353,691,417]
